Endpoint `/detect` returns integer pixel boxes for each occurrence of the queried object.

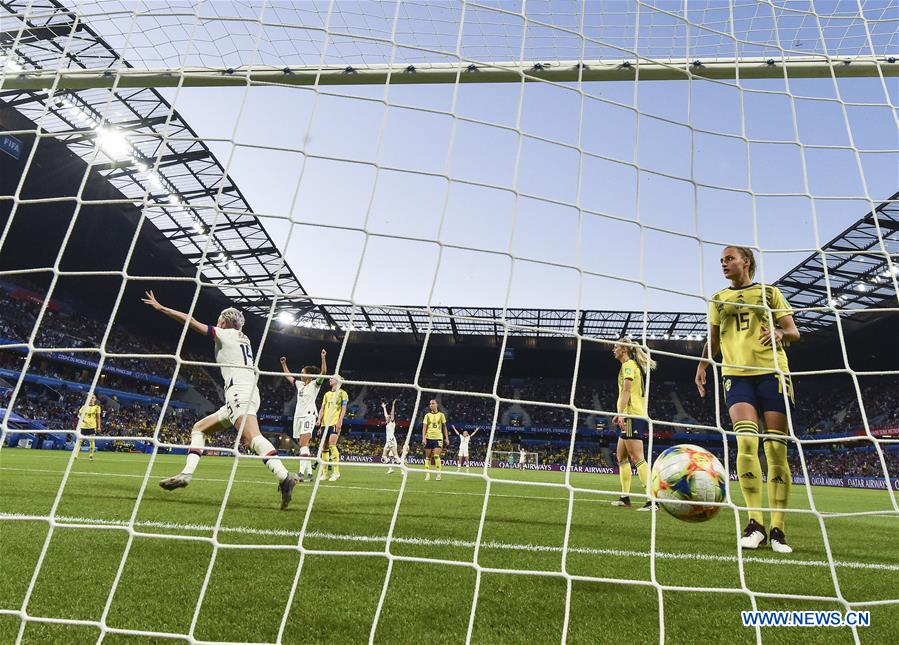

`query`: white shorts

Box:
[383,436,397,451]
[293,414,316,439]
[458,451,469,459]
[216,385,260,427]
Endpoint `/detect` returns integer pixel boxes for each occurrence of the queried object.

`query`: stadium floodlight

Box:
[277,311,295,325]
[95,127,131,161]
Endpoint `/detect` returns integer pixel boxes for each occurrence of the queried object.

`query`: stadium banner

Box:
[0,338,188,389]
[0,368,192,408]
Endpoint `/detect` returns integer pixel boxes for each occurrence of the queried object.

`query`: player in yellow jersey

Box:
[421,399,449,481]
[610,338,657,511]
[73,393,101,460]
[316,377,348,482]
[696,246,800,554]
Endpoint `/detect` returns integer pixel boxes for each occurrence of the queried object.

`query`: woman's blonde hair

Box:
[729,246,756,280]
[219,307,245,330]
[618,337,657,372]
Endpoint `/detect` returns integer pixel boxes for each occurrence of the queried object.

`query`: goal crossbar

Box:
[3,56,898,91]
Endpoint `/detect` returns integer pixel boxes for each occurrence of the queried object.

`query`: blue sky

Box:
[79,0,898,313]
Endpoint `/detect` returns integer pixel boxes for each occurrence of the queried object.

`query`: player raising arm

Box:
[610,337,657,511]
[422,399,449,481]
[453,426,478,471]
[142,291,298,509]
[695,246,800,553]
[281,349,327,482]
[381,399,400,474]
[73,393,101,461]
[317,377,348,481]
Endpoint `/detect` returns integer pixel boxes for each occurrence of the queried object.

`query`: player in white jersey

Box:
[518,446,527,469]
[381,399,400,474]
[280,350,327,482]
[141,291,298,509]
[452,425,479,471]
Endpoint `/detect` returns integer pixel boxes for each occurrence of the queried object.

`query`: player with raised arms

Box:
[695,246,800,553]
[141,291,298,509]
[317,377,348,481]
[452,425,479,471]
[422,399,449,481]
[73,393,101,461]
[280,349,327,482]
[611,337,658,511]
[381,399,400,474]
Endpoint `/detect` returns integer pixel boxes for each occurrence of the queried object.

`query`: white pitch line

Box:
[0,466,615,503]
[1,512,897,573]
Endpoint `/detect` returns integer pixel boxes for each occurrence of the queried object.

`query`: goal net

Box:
[492,450,541,469]
[1,0,897,643]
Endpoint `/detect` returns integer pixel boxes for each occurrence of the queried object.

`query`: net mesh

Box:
[1,0,897,643]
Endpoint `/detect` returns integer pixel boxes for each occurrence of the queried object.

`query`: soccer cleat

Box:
[328,472,341,482]
[611,496,631,507]
[387,468,394,474]
[740,519,768,549]
[159,473,192,490]
[89,454,94,461]
[435,474,442,481]
[279,474,298,510]
[637,501,657,512]
[769,528,793,554]
[424,473,430,481]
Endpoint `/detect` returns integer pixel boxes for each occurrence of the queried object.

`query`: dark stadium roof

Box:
[2,1,896,341]
[0,0,335,329]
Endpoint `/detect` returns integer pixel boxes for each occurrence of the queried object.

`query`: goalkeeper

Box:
[695,246,800,554]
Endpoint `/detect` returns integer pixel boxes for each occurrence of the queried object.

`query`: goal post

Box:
[4,56,898,91]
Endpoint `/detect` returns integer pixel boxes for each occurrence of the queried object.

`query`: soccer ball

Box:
[650,444,727,522]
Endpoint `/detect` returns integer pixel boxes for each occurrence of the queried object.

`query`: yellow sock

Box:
[321,451,329,474]
[634,459,648,489]
[618,459,632,495]
[329,445,340,474]
[89,438,95,455]
[735,420,764,524]
[425,459,431,471]
[435,455,442,471]
[764,430,791,530]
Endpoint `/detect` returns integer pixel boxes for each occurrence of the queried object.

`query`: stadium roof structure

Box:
[0,0,337,329]
[776,192,899,329]
[2,1,896,343]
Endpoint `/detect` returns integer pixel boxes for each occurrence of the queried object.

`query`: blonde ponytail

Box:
[617,337,657,371]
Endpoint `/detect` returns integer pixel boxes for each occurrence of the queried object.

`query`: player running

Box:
[73,393,101,461]
[381,399,401,474]
[452,426,479,471]
[422,399,449,481]
[317,377,348,481]
[141,291,298,510]
[611,337,658,511]
[695,246,800,553]
[280,349,327,483]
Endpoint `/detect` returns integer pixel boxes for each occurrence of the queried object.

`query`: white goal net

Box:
[1,1,897,644]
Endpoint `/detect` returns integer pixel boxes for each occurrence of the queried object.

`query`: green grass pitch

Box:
[1,449,897,644]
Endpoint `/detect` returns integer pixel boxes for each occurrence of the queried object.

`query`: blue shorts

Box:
[322,426,340,442]
[79,428,96,437]
[619,418,648,441]
[723,374,794,415]
[425,438,443,450]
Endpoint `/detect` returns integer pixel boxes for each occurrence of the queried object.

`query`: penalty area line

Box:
[0,512,897,572]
